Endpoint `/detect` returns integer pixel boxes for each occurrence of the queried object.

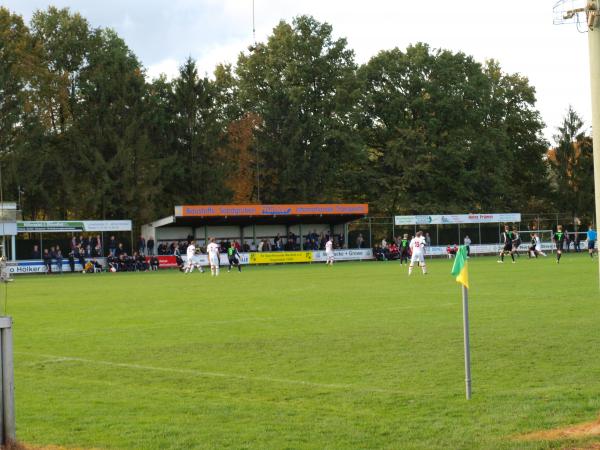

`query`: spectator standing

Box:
[42,249,52,274]
[68,251,75,272]
[463,235,471,257]
[108,236,117,256]
[575,232,582,252]
[274,233,281,251]
[55,246,63,274]
[81,235,89,252]
[77,249,86,269]
[138,236,146,255]
[31,245,41,259]
[425,233,431,248]
[564,229,571,252]
[90,235,98,255]
[95,234,102,256]
[356,233,364,249]
[147,237,155,256]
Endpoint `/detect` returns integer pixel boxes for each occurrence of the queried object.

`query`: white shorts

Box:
[326,251,334,258]
[209,254,219,267]
[411,253,425,264]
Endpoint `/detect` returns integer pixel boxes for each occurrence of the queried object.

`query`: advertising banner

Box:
[181,253,251,266]
[249,251,313,264]
[17,220,132,233]
[5,258,107,274]
[145,255,179,268]
[178,204,368,217]
[312,248,373,262]
[394,213,521,226]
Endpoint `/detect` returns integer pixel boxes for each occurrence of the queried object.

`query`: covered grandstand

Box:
[142,203,369,252]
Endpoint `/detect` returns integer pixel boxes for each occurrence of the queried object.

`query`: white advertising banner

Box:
[5,258,107,274]
[312,248,373,262]
[428,243,557,256]
[17,220,132,233]
[394,213,521,226]
[183,253,251,266]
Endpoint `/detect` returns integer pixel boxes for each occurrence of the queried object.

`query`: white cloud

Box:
[146,58,180,81]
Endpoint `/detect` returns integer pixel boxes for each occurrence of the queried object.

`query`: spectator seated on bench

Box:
[387,242,400,260]
[446,245,459,258]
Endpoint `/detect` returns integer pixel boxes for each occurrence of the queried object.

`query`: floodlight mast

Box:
[586,1,600,288]
[558,0,600,287]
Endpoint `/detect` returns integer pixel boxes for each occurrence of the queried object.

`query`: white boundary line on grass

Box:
[16,351,399,394]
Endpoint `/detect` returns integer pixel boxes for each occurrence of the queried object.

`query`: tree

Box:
[357,43,549,214]
[236,15,363,203]
[221,112,261,203]
[549,107,594,217]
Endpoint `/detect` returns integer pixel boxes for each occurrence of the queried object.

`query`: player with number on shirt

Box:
[553,225,567,264]
[408,231,427,275]
[206,238,221,276]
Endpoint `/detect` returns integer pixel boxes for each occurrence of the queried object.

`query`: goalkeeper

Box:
[227,242,242,273]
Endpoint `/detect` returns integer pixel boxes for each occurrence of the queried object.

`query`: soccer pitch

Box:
[10,255,600,449]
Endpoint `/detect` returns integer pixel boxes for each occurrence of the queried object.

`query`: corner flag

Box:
[451,245,469,288]
[450,245,472,400]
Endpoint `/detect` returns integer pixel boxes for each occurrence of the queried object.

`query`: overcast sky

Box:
[3,0,593,142]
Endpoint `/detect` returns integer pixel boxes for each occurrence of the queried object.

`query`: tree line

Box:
[0,7,593,227]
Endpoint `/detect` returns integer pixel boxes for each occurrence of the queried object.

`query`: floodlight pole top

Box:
[587,1,600,29]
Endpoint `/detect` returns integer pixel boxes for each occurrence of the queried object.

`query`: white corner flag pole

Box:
[462,284,472,400]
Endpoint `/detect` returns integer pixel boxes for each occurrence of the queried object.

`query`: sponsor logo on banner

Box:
[17,220,132,233]
[180,204,368,217]
[395,213,521,226]
[5,258,106,274]
[181,253,250,266]
[313,249,373,261]
[146,256,179,268]
[249,251,313,264]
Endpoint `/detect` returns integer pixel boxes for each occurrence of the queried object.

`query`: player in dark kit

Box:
[498,224,516,263]
[399,234,410,265]
[528,235,536,258]
[227,242,242,272]
[553,225,567,263]
[511,227,522,257]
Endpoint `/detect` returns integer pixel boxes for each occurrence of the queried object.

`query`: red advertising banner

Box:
[178,204,368,217]
[145,256,179,268]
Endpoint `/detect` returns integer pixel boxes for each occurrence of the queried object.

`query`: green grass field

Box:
[8,254,600,449]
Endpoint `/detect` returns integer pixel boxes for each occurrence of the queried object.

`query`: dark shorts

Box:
[228,256,239,265]
[589,240,596,250]
[503,243,512,252]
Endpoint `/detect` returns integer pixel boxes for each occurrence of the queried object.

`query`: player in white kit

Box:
[206,238,220,276]
[184,241,197,273]
[408,231,427,275]
[325,237,334,265]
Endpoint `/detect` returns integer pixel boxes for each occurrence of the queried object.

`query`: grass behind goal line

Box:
[8,254,600,449]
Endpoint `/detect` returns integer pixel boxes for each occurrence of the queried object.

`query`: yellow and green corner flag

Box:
[451,245,469,288]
